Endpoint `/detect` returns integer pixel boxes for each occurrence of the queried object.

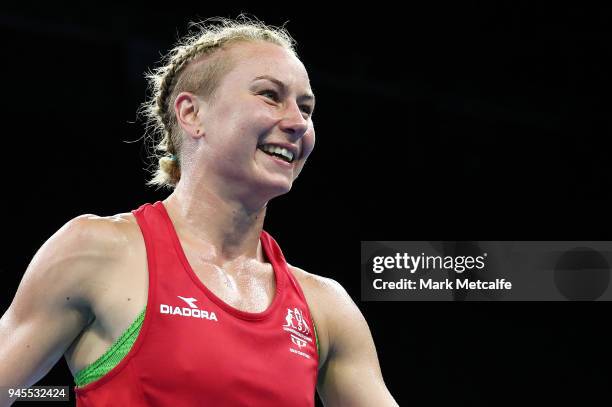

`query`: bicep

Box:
[0,215,111,390]
[316,281,398,407]
[0,297,88,388]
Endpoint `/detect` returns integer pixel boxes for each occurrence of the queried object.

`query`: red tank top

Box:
[74,201,319,406]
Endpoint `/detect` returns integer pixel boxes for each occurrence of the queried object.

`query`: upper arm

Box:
[316,279,398,407]
[0,215,123,399]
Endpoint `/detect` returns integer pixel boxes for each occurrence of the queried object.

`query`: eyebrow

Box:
[252,75,316,105]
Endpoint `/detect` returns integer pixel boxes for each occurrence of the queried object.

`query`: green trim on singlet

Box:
[74,307,146,387]
[74,305,321,387]
[313,318,320,357]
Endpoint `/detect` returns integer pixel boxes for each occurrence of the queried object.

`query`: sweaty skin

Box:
[0,40,398,407]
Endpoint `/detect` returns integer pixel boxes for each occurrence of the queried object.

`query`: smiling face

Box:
[190,40,316,203]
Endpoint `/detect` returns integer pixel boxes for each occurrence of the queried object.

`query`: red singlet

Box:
[75,201,319,406]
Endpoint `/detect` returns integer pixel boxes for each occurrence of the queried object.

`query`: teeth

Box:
[258,144,295,162]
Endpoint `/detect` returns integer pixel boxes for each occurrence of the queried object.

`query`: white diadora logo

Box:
[160,295,218,322]
[283,307,313,359]
[177,296,198,308]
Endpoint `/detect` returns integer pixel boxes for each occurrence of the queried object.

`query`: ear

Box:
[174,92,204,139]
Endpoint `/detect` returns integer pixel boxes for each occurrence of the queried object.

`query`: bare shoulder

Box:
[14,210,146,341]
[53,212,137,264]
[68,211,140,242]
[287,265,348,301]
[286,265,360,360]
[23,211,141,304]
[0,210,143,389]
[52,211,135,247]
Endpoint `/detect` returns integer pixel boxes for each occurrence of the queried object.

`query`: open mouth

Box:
[257,144,295,163]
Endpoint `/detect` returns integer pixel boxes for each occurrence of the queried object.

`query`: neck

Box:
[162,179,268,265]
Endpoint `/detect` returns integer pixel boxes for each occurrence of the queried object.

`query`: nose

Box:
[278,101,309,140]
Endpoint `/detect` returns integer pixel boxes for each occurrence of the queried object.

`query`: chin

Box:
[270,182,293,197]
[262,179,293,199]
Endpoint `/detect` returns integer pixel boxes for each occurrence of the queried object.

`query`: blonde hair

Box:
[140,16,298,190]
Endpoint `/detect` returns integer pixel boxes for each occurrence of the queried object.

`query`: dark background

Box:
[1,4,611,406]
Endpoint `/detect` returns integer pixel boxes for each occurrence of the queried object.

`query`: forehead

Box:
[224,41,311,90]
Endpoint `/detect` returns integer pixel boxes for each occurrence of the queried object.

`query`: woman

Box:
[0,17,398,406]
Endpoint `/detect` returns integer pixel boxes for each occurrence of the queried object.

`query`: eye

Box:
[260,90,280,101]
[260,90,313,117]
[300,105,313,116]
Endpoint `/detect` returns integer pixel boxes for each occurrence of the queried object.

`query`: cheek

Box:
[302,131,316,159]
[294,133,315,179]
[218,97,275,136]
[239,110,278,144]
[219,117,271,155]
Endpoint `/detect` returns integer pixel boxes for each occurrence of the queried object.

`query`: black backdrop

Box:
[1,4,611,406]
